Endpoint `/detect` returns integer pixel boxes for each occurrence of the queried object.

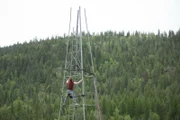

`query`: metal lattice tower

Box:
[58,7,102,120]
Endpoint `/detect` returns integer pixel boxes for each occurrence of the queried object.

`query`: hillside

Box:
[0,30,180,120]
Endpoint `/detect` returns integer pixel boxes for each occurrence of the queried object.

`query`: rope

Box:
[64,65,94,76]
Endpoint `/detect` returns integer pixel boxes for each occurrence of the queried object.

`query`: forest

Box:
[0,29,180,120]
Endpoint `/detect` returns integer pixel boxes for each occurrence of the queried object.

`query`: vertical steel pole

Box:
[58,7,72,120]
[79,6,86,120]
[84,8,102,120]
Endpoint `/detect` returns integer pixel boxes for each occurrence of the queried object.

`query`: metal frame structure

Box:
[58,7,102,120]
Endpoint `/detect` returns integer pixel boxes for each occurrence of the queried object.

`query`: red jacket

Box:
[67,80,74,90]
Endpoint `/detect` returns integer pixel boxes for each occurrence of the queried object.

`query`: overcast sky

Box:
[0,0,180,47]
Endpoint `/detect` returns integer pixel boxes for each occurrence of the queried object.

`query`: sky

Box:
[0,0,180,47]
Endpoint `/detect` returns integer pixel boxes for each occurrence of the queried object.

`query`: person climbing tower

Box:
[63,76,83,106]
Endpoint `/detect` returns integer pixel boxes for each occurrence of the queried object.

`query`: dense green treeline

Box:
[0,30,180,120]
